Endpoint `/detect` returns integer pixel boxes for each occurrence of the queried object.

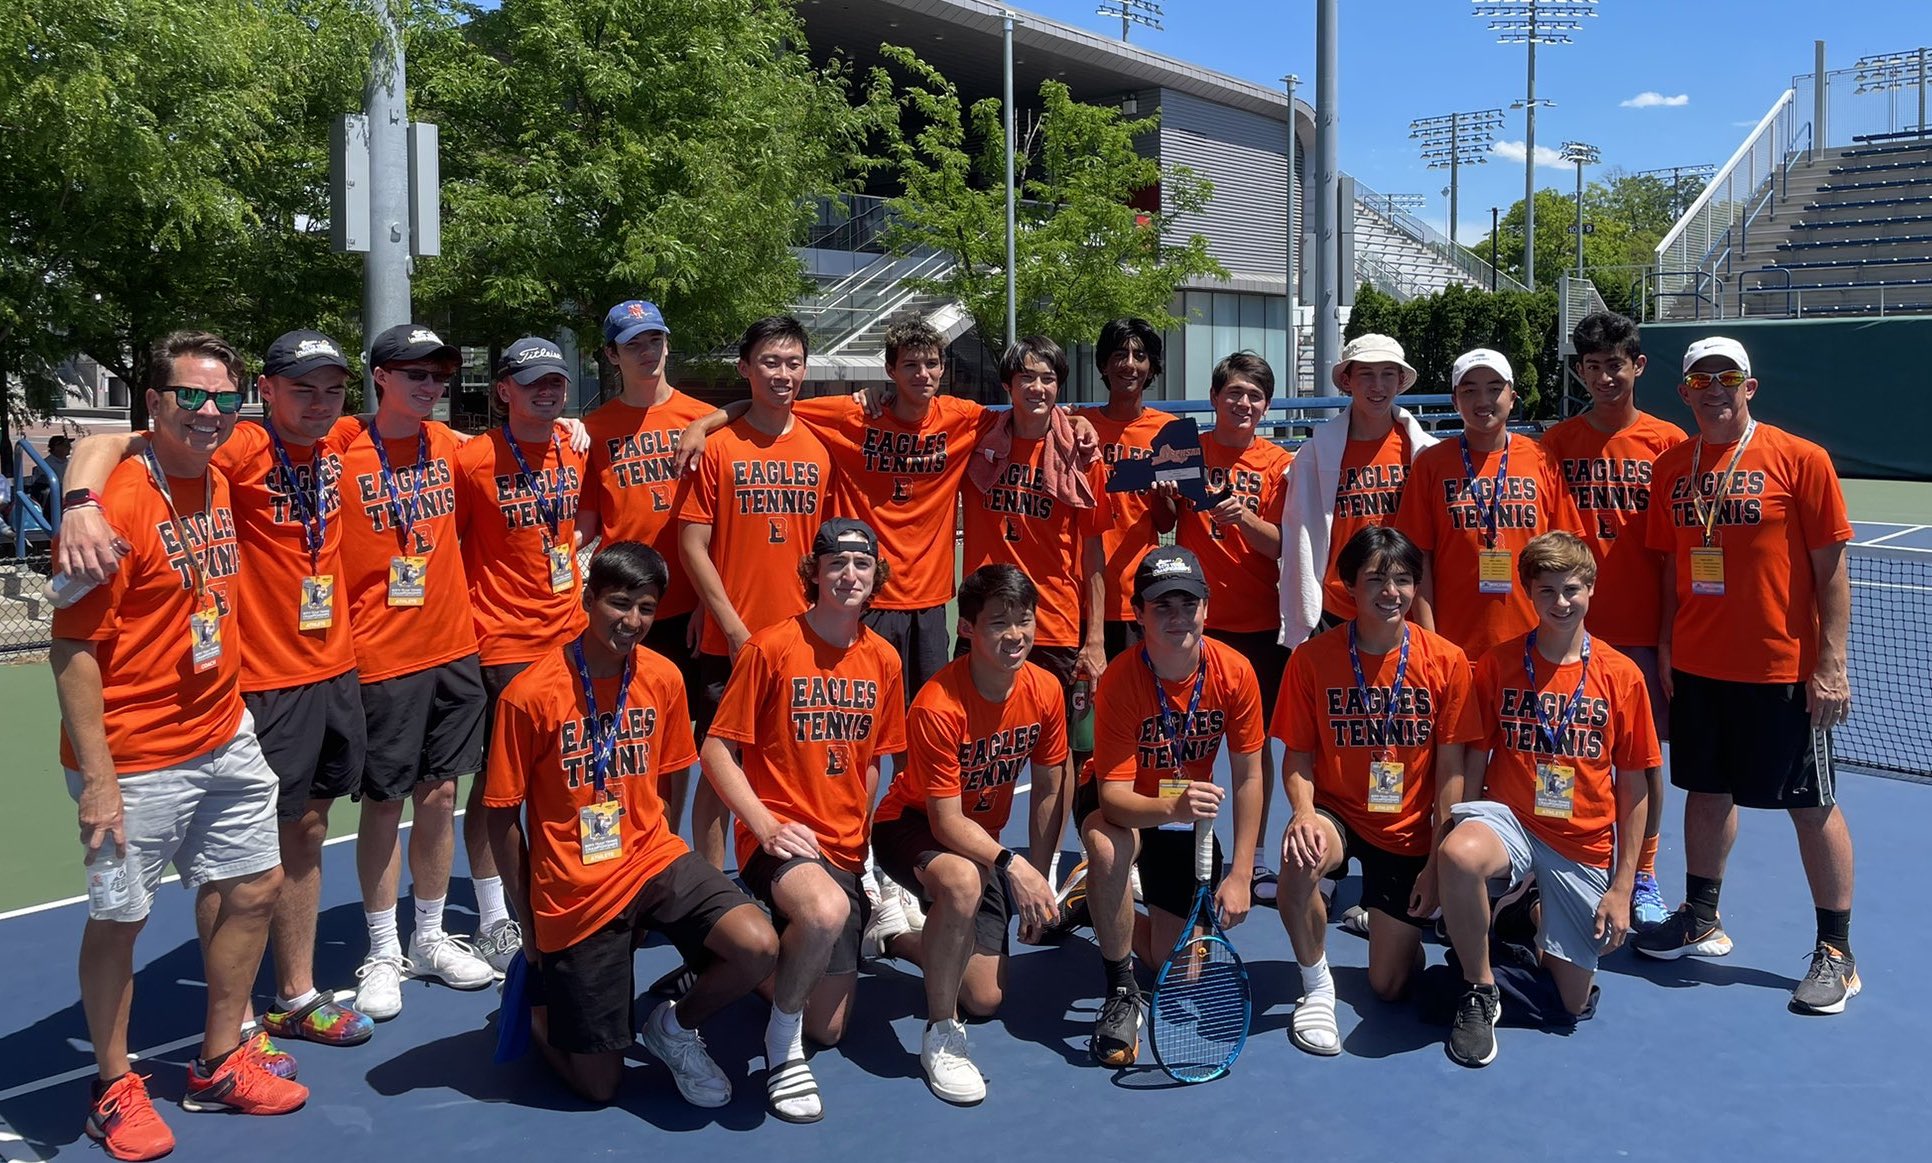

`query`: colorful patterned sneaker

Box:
[1631,871,1670,931]
[1790,942,1861,1015]
[1633,906,1734,960]
[264,993,374,1047]
[181,1050,309,1115]
[86,1072,175,1161]
[239,1027,300,1080]
[476,919,523,980]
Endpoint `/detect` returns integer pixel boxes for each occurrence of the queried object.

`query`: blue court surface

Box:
[0,761,1922,1163]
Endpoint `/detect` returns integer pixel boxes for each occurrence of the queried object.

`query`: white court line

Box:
[0,1035,203,1104]
[1857,524,1931,547]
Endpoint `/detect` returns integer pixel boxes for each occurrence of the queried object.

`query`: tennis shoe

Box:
[642,1002,731,1108]
[1338,904,1370,937]
[1446,982,1502,1068]
[181,1050,308,1114]
[898,883,927,932]
[1631,871,1669,931]
[1790,943,1861,1015]
[354,950,410,1020]
[1090,985,1143,1068]
[1633,906,1733,960]
[86,1072,174,1161]
[921,1019,985,1105]
[647,964,698,1000]
[862,878,912,960]
[262,995,372,1048]
[1034,861,1090,942]
[239,1027,299,1079]
[475,919,523,979]
[407,931,494,990]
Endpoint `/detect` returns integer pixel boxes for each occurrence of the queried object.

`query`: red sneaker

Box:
[181,1049,309,1115]
[241,1027,300,1080]
[85,1072,175,1161]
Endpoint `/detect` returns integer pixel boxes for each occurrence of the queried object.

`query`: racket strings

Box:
[1150,934,1248,1082]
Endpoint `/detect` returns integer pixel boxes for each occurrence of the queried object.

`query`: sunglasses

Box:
[167,386,245,414]
[384,367,448,384]
[1682,370,1749,390]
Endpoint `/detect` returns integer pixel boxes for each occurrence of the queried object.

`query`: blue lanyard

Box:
[1348,621,1410,754]
[1522,630,1592,758]
[266,420,328,575]
[571,640,635,799]
[1140,648,1206,773]
[502,424,564,544]
[1458,434,1511,549]
[368,423,429,549]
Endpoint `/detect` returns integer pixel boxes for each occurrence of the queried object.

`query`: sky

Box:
[1011,0,1930,240]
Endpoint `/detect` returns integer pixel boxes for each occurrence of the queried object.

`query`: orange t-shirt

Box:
[580,391,716,620]
[959,438,1108,649]
[480,643,698,953]
[455,430,590,666]
[1460,635,1661,868]
[1178,438,1293,634]
[1272,623,1475,856]
[675,417,831,657]
[1538,413,1688,648]
[711,615,908,873]
[1394,434,1582,662]
[54,457,244,772]
[794,395,999,611]
[1644,423,1851,684]
[1093,637,1267,798]
[210,422,356,691]
[1324,429,1416,620]
[325,417,477,682]
[875,658,1069,836]
[1079,406,1173,621]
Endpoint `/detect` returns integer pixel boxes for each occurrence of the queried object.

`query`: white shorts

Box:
[1449,800,1611,973]
[66,712,282,922]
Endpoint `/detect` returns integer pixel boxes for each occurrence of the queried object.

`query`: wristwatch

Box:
[63,488,104,510]
[994,847,1016,872]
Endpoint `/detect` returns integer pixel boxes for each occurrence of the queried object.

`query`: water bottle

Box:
[43,571,101,608]
[1068,666,1095,753]
[86,848,132,914]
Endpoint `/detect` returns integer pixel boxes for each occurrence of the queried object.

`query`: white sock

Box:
[765,1007,805,1066]
[276,987,321,1013]
[1300,956,1334,997]
[656,999,686,1037]
[474,876,508,930]
[413,893,447,943]
[366,907,401,956]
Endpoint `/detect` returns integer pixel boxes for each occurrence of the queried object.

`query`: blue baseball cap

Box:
[603,300,669,346]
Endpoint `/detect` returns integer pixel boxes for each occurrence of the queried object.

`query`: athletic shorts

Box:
[871,811,1011,956]
[243,669,365,820]
[864,604,952,699]
[1311,806,1430,929]
[538,852,752,1055]
[738,851,869,976]
[359,654,486,802]
[1668,670,1835,810]
[1206,627,1290,720]
[695,652,732,741]
[1449,801,1611,973]
[1103,619,1142,661]
[1071,777,1224,920]
[1618,645,1669,743]
[66,712,282,922]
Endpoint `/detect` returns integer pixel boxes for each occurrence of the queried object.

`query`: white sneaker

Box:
[642,1002,731,1108]
[355,950,410,1021]
[407,931,494,990]
[921,1019,985,1105]
[897,883,927,933]
[1130,863,1144,903]
[476,918,523,979]
[863,881,912,960]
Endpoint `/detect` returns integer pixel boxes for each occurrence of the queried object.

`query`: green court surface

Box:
[1842,479,1931,525]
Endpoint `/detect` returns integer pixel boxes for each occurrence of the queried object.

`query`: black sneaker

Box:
[1790,943,1861,1015]
[1090,986,1143,1067]
[647,963,698,999]
[1632,906,1734,961]
[1446,983,1502,1068]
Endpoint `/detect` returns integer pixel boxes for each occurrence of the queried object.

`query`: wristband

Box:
[994,847,1016,872]
[62,489,104,510]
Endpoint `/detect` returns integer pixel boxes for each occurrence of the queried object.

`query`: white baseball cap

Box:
[1451,348,1514,387]
[1682,336,1752,377]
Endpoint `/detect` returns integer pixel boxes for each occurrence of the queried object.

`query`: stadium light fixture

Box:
[1561,140,1600,277]
[1411,108,1504,246]
[1096,0,1163,41]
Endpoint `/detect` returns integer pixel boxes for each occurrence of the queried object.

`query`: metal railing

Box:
[795,249,956,355]
[1795,64,1932,151]
[1349,174,1530,295]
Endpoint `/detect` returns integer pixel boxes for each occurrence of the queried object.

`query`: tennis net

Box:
[1844,542,1932,781]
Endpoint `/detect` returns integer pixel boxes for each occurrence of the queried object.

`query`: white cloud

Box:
[1491,140,1571,170]
[1621,91,1690,108]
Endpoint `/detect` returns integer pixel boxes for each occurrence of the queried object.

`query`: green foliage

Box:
[869,47,1227,353]
[1347,282,1561,420]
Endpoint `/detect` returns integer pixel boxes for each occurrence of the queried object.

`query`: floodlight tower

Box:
[1854,47,1931,138]
[1561,140,1600,277]
[1473,0,1600,290]
[1411,108,1504,246]
[1096,0,1163,41]
[1633,162,1716,220]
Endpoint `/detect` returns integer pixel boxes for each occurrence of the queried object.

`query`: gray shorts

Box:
[1619,645,1669,743]
[66,712,283,923]
[1450,800,1611,973]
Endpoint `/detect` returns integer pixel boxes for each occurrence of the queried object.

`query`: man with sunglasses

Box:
[1636,337,1859,1016]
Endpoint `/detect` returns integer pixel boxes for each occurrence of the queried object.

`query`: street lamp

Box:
[1410,107,1504,246]
[1474,0,1600,290]
[1854,47,1931,138]
[1096,0,1163,41]
[1561,140,1599,278]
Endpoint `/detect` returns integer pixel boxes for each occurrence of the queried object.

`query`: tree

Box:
[1346,282,1561,419]
[871,47,1227,355]
[409,0,880,361]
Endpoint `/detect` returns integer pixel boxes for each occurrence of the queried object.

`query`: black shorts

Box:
[1312,807,1431,929]
[480,659,536,760]
[871,812,1011,956]
[1103,619,1142,660]
[1071,778,1224,920]
[359,654,486,802]
[1668,670,1837,810]
[695,652,732,741]
[864,604,952,699]
[243,669,366,820]
[539,852,752,1055]
[1205,627,1290,720]
[739,851,869,976]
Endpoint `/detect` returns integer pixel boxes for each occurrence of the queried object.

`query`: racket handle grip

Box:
[1194,818,1213,884]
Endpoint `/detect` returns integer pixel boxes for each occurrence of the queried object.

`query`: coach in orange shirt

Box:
[701,518,908,1123]
[1634,336,1858,1016]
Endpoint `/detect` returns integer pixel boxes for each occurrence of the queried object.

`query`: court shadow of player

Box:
[1595,948,1800,993]
[829,960,925,1083]
[998,938,1121,1069]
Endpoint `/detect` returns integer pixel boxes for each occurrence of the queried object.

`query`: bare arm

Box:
[54,433,149,581]
[699,735,817,858]
[1076,533,1108,682]
[1214,746,1264,928]
[930,786,1057,940]
[485,805,538,960]
[52,640,120,855]
[1657,552,1677,700]
[1595,766,1649,950]
[1229,500,1282,559]
[678,520,749,656]
[1026,757,1066,881]
[1411,742,1469,917]
[1280,750,1327,870]
[670,401,751,475]
[1806,541,1852,727]
[1097,776,1222,832]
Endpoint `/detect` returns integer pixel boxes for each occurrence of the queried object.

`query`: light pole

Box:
[1561,140,1599,278]
[1475,1,1599,291]
[1411,107,1504,246]
[1380,193,1425,222]
[1284,73,1300,392]
[1490,207,1500,290]
[1312,0,1340,391]
[1854,47,1931,138]
[1633,162,1716,221]
[1095,0,1163,41]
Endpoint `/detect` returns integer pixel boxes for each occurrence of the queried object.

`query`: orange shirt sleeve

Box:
[1794,441,1853,551]
[1458,649,1503,757]
[905,693,967,802]
[1271,647,1323,752]
[1092,662,1143,783]
[482,692,536,808]
[651,661,701,775]
[1259,455,1289,524]
[706,633,768,744]
[676,438,722,527]
[1540,446,1585,534]
[872,647,909,756]
[1220,649,1266,755]
[1393,448,1440,551]
[1031,670,1070,765]
[1610,659,1662,772]
[1433,643,1481,744]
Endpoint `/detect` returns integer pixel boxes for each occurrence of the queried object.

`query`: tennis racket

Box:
[1148,818,1251,1083]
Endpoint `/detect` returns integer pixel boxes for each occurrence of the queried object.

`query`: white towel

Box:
[1276,404,1438,647]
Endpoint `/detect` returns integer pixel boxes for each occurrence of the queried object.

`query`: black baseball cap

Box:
[812,517,879,560]
[367,324,458,370]
[262,330,350,379]
[495,337,572,385]
[1133,545,1209,602]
